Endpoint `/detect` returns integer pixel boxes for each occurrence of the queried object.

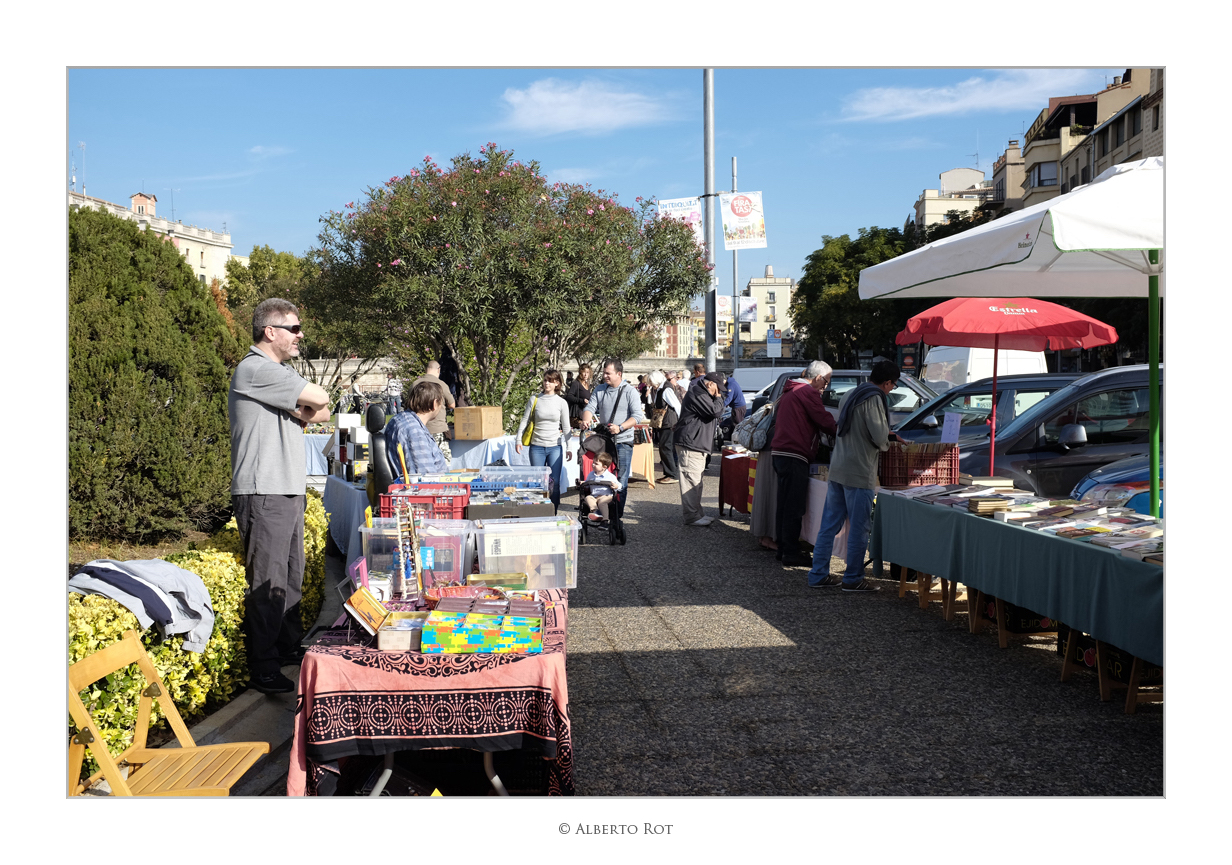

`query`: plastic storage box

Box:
[418,518,475,588]
[475,465,552,490]
[380,481,471,520]
[473,515,579,590]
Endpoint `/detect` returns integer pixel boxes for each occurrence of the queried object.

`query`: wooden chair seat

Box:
[69,630,270,796]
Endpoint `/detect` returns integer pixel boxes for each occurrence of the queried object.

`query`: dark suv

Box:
[893,372,1081,447]
[956,364,1162,497]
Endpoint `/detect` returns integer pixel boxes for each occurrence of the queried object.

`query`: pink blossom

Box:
[346,201,354,208]
[451,202,457,207]
[587,209,594,215]
[606,240,610,244]
[377,263,382,268]
[544,242,551,247]
[446,243,450,248]
[599,204,605,211]
[432,215,437,221]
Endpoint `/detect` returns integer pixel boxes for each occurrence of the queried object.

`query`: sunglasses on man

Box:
[267,323,303,334]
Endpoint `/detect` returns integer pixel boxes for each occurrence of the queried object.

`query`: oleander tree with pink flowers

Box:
[311,143,710,413]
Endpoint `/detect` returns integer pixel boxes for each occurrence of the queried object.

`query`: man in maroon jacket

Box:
[769,361,836,566]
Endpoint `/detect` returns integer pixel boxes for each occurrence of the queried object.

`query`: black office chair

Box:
[367,404,398,499]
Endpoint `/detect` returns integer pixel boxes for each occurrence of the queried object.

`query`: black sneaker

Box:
[251,671,296,694]
[842,579,881,593]
[280,646,306,666]
[809,574,843,588]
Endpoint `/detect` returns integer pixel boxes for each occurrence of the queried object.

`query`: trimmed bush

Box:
[69,206,241,543]
[69,550,249,771]
[206,488,329,629]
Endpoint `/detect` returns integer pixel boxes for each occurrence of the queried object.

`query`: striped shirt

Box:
[385,410,447,481]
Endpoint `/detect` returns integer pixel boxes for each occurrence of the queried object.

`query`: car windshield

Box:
[898,388,993,429]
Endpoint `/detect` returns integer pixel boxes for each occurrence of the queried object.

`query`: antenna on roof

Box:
[78,142,86,197]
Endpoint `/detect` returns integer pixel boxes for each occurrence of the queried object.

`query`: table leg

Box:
[369,751,395,797]
[895,563,909,599]
[970,590,986,636]
[1096,640,1114,702]
[917,572,932,610]
[995,596,1009,649]
[1124,656,1142,715]
[940,579,957,621]
[1060,626,1080,683]
[483,751,509,796]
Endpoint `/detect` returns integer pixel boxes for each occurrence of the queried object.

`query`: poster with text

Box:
[716,295,732,321]
[737,296,758,323]
[658,197,705,248]
[719,191,767,251]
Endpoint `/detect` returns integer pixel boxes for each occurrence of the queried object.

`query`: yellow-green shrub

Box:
[206,488,328,629]
[69,550,249,772]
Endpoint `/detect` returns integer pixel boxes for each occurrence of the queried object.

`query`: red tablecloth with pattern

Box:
[718,449,752,515]
[287,589,571,795]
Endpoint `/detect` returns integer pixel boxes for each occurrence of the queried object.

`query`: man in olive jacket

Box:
[673,371,726,527]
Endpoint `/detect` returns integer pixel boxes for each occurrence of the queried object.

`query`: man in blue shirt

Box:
[385,381,448,481]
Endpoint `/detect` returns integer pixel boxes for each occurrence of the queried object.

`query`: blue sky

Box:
[68,67,1127,294]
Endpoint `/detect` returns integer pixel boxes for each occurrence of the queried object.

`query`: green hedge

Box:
[204,488,329,629]
[69,491,330,777]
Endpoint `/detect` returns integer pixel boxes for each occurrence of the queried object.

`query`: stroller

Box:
[577,477,625,546]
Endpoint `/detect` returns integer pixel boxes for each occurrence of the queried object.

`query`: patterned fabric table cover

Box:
[287,589,572,795]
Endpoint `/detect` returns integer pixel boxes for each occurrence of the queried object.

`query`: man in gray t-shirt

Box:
[228,299,331,693]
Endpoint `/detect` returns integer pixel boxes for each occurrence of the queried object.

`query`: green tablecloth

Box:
[869,494,1163,666]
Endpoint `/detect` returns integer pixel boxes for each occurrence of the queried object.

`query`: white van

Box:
[920,346,1048,394]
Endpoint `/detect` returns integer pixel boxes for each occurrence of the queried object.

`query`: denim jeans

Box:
[528,444,564,512]
[614,441,633,517]
[806,480,876,587]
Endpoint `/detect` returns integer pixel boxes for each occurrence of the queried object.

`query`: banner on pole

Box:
[716,295,732,321]
[657,197,705,247]
[719,192,767,251]
[737,296,758,323]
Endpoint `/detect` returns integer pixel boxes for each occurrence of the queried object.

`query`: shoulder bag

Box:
[520,396,538,446]
[582,384,625,456]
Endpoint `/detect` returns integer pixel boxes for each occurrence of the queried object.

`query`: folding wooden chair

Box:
[69,630,269,796]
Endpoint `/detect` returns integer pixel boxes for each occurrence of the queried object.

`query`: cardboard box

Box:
[454,406,503,440]
[420,610,543,654]
[1056,624,1162,684]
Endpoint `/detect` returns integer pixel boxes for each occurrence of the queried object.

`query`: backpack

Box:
[650,385,678,430]
[732,402,776,452]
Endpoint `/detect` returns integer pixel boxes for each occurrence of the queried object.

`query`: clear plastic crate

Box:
[473,515,578,589]
[418,518,475,587]
[475,465,552,490]
[358,524,402,584]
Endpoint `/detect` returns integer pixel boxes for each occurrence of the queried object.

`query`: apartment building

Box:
[1058,68,1160,193]
[911,167,990,228]
[647,314,698,360]
[69,189,234,286]
[990,140,1025,213]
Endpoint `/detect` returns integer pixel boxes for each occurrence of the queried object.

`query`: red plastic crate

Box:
[878,443,959,487]
[379,482,470,520]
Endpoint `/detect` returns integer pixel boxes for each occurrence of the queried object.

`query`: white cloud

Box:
[841,69,1109,122]
[547,167,599,183]
[500,78,678,136]
[248,145,292,158]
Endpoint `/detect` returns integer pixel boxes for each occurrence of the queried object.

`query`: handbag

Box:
[582,383,627,457]
[752,403,777,451]
[520,396,538,446]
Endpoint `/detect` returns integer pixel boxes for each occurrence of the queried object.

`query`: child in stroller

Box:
[578,451,624,545]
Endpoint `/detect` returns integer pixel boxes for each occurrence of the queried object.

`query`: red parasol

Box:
[895,297,1118,475]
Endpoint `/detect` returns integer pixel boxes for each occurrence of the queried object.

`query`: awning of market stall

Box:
[860,157,1163,514]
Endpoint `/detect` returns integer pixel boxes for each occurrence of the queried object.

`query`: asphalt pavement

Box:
[241,454,1161,796]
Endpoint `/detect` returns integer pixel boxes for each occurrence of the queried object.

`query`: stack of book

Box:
[969,495,1017,515]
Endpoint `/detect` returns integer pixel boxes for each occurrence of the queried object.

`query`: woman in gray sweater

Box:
[515,369,573,512]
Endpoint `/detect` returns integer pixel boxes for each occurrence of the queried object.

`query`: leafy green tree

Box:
[312,144,709,415]
[69,207,241,542]
[226,246,389,404]
[790,227,933,367]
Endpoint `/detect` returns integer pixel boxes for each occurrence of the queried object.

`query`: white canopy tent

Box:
[859,157,1163,513]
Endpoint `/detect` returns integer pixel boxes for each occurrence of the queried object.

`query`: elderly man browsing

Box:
[673,371,727,527]
[807,360,905,592]
[769,360,836,566]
